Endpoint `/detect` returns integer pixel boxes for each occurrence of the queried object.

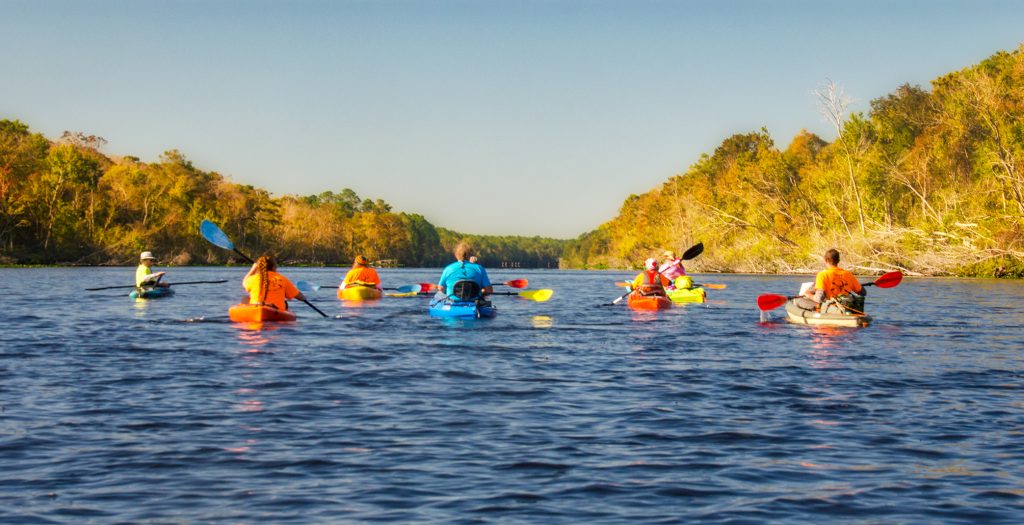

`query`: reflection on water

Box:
[235,324,283,349]
[531,315,553,328]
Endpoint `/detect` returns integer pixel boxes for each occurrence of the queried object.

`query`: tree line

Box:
[0,123,567,268]
[563,44,1024,278]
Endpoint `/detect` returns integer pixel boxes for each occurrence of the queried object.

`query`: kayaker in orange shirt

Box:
[631,257,671,296]
[795,248,865,310]
[340,255,382,291]
[242,255,305,311]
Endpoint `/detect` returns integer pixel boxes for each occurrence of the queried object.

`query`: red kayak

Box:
[228,303,297,323]
[627,293,672,311]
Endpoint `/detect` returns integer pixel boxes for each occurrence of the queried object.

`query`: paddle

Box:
[86,280,228,291]
[297,281,420,294]
[756,271,904,311]
[489,289,554,302]
[679,242,704,261]
[494,279,528,289]
[200,220,327,317]
[615,280,726,290]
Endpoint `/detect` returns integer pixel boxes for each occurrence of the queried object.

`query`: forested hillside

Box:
[0,124,567,267]
[564,45,1024,277]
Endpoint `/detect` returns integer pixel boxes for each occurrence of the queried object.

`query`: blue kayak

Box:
[129,286,175,299]
[428,299,497,319]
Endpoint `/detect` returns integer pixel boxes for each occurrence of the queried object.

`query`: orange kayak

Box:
[627,293,672,311]
[337,286,383,301]
[228,303,297,323]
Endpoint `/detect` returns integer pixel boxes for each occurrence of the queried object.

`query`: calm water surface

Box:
[1,267,1023,523]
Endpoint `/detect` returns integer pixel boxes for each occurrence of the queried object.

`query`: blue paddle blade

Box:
[296,280,321,293]
[396,284,422,294]
[200,220,235,250]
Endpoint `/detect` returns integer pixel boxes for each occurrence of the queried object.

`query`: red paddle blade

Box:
[873,271,903,288]
[419,282,439,292]
[757,294,789,311]
[505,279,528,289]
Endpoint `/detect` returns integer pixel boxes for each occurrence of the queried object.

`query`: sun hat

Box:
[645,257,657,270]
[662,250,676,258]
[354,255,370,266]
[140,251,156,260]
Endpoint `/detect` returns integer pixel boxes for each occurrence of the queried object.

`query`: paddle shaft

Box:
[86,279,228,291]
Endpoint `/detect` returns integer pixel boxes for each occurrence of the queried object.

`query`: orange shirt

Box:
[632,270,671,293]
[243,271,300,310]
[342,266,381,287]
[814,266,863,299]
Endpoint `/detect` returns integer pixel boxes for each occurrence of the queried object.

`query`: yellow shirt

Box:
[136,264,153,286]
[814,267,863,299]
[243,271,300,310]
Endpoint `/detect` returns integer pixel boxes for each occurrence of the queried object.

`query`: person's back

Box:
[797,248,864,311]
[243,255,302,310]
[658,251,686,281]
[816,265,862,299]
[342,255,381,288]
[437,241,492,301]
[633,258,670,296]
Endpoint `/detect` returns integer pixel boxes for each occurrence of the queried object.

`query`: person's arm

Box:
[437,266,451,294]
[806,271,826,301]
[245,261,259,278]
[340,268,357,288]
[479,267,492,296]
[282,278,305,301]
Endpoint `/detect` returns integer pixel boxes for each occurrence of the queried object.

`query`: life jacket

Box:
[638,270,666,296]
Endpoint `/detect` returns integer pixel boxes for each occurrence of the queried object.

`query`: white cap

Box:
[645,257,657,270]
[140,251,156,260]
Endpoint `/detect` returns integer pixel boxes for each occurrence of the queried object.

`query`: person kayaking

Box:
[632,257,671,296]
[340,255,382,291]
[658,250,687,289]
[242,254,306,311]
[135,251,170,288]
[437,241,492,302]
[795,248,866,311]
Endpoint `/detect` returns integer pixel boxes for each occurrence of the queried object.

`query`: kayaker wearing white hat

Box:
[135,251,169,288]
[631,257,671,296]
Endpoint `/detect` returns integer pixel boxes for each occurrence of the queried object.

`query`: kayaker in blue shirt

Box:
[437,241,492,301]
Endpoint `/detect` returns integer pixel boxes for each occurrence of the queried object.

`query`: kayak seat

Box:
[452,280,482,301]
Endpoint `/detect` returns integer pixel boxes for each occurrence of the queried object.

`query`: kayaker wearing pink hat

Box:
[135,251,170,288]
[631,257,670,296]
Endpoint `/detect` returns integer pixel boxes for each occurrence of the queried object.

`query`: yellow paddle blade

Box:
[386,291,420,297]
[520,289,554,302]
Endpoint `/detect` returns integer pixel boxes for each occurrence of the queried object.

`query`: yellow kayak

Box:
[338,285,383,301]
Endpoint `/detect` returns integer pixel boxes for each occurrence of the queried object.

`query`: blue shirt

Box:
[438,260,491,295]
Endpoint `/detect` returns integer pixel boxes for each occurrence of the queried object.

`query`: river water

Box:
[1,267,1022,523]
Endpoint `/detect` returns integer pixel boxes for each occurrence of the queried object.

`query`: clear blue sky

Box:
[2,0,1022,238]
